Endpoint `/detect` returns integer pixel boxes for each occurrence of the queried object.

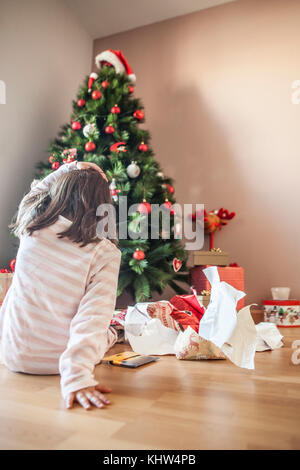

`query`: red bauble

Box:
[9,258,16,272]
[85,141,96,152]
[111,105,120,114]
[128,85,134,94]
[133,249,145,261]
[105,125,115,134]
[101,80,109,89]
[165,183,175,194]
[92,90,102,100]
[71,121,81,131]
[137,201,151,214]
[138,142,148,152]
[52,161,60,170]
[77,99,86,107]
[49,155,55,163]
[133,110,144,120]
[163,200,175,215]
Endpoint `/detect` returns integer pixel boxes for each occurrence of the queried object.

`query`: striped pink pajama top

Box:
[0,162,121,399]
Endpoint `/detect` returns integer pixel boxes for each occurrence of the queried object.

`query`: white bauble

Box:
[83,123,97,138]
[127,161,140,178]
[157,171,164,178]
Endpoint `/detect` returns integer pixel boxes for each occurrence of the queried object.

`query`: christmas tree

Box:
[37,50,187,302]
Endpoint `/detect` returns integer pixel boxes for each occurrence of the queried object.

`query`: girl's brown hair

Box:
[11,169,116,247]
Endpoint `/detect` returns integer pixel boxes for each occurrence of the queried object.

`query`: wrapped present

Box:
[190,265,245,310]
[0,271,13,305]
[147,301,180,331]
[170,291,206,332]
[174,326,226,360]
[197,290,211,308]
[193,249,228,267]
[263,300,300,327]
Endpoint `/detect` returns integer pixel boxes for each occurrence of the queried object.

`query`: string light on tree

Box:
[101,80,109,89]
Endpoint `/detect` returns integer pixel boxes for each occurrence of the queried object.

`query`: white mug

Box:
[271,287,290,300]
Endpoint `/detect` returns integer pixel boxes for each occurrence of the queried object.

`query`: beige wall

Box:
[0,0,92,265]
[93,0,300,304]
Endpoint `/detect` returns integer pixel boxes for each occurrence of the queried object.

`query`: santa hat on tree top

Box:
[95,49,136,83]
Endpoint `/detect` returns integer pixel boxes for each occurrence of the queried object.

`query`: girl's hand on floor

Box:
[76,161,108,182]
[65,384,112,410]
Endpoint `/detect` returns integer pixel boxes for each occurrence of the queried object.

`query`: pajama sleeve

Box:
[59,241,121,400]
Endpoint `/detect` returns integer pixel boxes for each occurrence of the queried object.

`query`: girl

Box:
[0,161,121,410]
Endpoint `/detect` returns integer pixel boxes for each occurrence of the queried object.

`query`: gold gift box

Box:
[193,249,228,267]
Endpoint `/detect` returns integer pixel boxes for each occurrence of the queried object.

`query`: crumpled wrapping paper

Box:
[174,326,226,360]
[124,267,283,367]
[126,318,178,355]
[255,322,283,351]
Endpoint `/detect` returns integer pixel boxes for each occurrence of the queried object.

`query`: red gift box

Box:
[190,265,245,310]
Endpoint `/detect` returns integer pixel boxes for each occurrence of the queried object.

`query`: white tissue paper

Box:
[255,322,283,351]
[198,266,246,348]
[222,305,258,369]
[126,318,178,355]
[124,267,279,368]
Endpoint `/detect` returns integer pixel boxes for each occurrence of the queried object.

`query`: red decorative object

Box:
[133,249,145,261]
[138,142,148,152]
[190,265,245,310]
[137,200,151,214]
[202,207,236,250]
[163,199,175,215]
[71,121,81,131]
[9,259,16,272]
[105,125,115,134]
[111,105,120,114]
[170,292,205,332]
[101,80,109,89]
[110,142,127,153]
[88,72,98,92]
[63,157,75,164]
[133,110,144,120]
[95,49,136,82]
[128,85,134,94]
[91,90,102,100]
[165,184,175,194]
[77,99,86,107]
[49,155,55,163]
[173,258,182,272]
[51,162,60,170]
[85,141,96,152]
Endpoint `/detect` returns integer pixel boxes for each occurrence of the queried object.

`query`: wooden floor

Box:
[0,328,299,450]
